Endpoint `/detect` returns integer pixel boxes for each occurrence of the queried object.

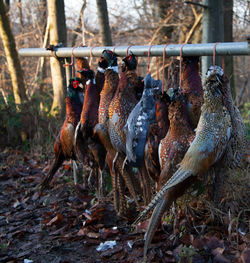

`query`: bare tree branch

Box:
[71,0,87,46]
[184,12,202,43]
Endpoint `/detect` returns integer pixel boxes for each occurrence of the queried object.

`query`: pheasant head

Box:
[204,66,224,109]
[76,57,90,79]
[122,53,137,72]
[101,49,118,68]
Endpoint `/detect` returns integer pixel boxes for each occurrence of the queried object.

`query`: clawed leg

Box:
[112,152,119,175]
[143,198,167,263]
[117,171,127,217]
[122,156,128,173]
[106,151,120,212]
[88,168,96,191]
[98,168,105,199]
[119,154,141,210]
[72,160,82,185]
[212,165,225,206]
[139,163,153,205]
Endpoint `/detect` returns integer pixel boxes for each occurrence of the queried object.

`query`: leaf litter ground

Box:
[0,148,249,263]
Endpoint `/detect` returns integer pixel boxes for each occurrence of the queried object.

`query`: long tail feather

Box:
[143,198,167,262]
[40,153,64,191]
[72,160,80,184]
[74,122,85,162]
[133,167,192,225]
[121,160,141,210]
[74,121,81,147]
[117,171,127,216]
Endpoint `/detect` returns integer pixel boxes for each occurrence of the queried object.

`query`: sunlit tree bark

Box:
[48,0,67,117]
[96,0,112,45]
[71,0,87,46]
[0,0,27,106]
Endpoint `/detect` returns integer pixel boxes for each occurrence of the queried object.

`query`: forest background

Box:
[0,1,249,262]
[0,0,249,154]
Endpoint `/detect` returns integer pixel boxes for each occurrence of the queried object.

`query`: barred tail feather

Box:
[143,198,167,262]
[74,122,85,162]
[74,121,81,147]
[133,167,192,225]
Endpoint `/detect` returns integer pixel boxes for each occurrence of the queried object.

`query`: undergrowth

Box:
[164,164,250,252]
[0,94,62,157]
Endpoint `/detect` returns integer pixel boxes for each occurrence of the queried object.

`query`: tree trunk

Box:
[223,0,235,99]
[38,0,48,112]
[48,0,67,117]
[0,0,27,106]
[150,0,174,44]
[202,0,224,79]
[96,0,112,46]
[71,0,87,46]
[3,0,10,13]
[18,0,23,29]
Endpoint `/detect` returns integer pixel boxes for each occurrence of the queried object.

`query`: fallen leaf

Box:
[213,253,230,263]
[212,247,225,256]
[13,200,21,208]
[179,233,192,246]
[31,192,39,201]
[205,235,224,250]
[22,197,30,203]
[87,231,100,239]
[77,227,89,237]
[135,220,149,232]
[46,214,64,226]
[82,212,92,220]
[50,226,67,236]
[101,227,119,239]
[241,249,250,263]
[84,237,100,246]
[100,246,123,258]
[11,229,26,239]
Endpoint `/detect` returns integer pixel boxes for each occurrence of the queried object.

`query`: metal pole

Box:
[19,42,249,58]
[202,0,224,80]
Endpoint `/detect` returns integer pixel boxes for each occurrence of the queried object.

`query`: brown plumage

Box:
[144,124,162,183]
[40,77,85,190]
[108,69,138,152]
[141,96,195,261]
[143,60,178,188]
[155,92,170,139]
[40,58,90,190]
[108,57,142,210]
[75,57,110,197]
[80,72,101,136]
[144,92,171,184]
[134,66,232,261]
[94,51,126,212]
[220,75,246,169]
[211,74,247,204]
[94,123,127,215]
[158,97,195,187]
[99,69,119,126]
[182,56,203,129]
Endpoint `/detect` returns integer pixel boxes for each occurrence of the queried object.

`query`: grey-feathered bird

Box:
[124,73,162,167]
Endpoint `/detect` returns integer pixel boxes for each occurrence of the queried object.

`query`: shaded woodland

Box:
[0,0,249,262]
